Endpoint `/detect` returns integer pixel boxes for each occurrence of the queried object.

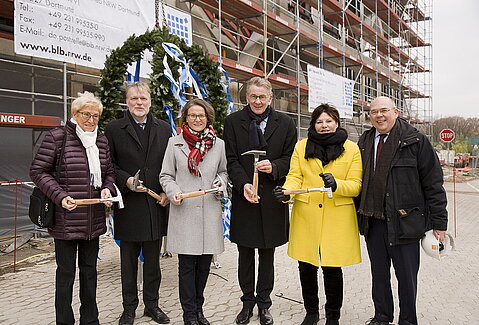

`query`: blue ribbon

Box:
[163,105,178,136]
[219,66,235,113]
[221,196,232,239]
[162,42,208,113]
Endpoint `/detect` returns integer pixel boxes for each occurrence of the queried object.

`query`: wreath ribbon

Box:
[162,42,207,114]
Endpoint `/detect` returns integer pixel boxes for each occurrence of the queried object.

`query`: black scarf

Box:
[358,122,400,219]
[305,127,348,165]
[246,105,271,149]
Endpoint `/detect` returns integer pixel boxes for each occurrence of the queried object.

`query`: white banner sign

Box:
[14,0,155,69]
[307,64,354,119]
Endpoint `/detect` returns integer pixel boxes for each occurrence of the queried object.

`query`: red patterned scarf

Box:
[181,124,217,176]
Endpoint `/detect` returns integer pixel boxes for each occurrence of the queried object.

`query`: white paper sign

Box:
[307,64,354,119]
[14,0,155,69]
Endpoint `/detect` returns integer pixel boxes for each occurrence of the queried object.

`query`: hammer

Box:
[177,175,228,200]
[132,169,163,201]
[75,184,125,208]
[241,150,266,202]
[283,187,333,199]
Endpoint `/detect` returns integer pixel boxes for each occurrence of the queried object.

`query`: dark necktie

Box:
[138,122,146,130]
[375,133,387,167]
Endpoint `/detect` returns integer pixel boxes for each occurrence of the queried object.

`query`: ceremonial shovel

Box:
[241,150,266,202]
[283,187,333,199]
[75,184,125,208]
[177,175,228,200]
[132,169,163,201]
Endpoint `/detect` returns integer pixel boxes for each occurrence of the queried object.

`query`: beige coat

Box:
[283,138,362,267]
[160,134,227,255]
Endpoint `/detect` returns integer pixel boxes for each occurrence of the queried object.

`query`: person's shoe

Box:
[258,308,274,325]
[235,306,254,324]
[196,311,210,325]
[144,306,170,324]
[119,310,135,325]
[365,319,391,325]
[325,319,339,325]
[184,321,199,325]
[300,313,319,325]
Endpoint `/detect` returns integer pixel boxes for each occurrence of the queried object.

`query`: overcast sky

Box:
[433,1,479,119]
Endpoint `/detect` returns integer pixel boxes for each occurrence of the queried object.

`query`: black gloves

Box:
[320,173,337,192]
[272,186,290,202]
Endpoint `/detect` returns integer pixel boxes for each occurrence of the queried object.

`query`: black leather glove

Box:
[272,186,290,202]
[320,173,337,192]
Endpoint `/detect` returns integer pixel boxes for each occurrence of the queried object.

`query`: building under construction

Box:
[0,0,432,233]
[182,0,432,139]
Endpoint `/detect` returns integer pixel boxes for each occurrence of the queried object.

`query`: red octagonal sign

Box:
[440,129,455,142]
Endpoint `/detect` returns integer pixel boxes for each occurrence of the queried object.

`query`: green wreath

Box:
[97,27,229,135]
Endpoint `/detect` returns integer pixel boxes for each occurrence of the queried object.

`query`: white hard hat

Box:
[421,230,455,260]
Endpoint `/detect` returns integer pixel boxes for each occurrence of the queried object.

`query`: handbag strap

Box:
[54,127,68,181]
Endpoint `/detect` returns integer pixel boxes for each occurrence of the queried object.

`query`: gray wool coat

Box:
[160,134,228,255]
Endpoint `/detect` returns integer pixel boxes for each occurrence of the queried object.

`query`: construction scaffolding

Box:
[178,0,433,139]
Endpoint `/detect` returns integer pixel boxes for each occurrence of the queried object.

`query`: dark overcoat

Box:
[356,118,448,246]
[104,112,171,242]
[223,107,297,248]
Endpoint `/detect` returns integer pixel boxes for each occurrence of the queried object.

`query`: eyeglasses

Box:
[248,94,270,102]
[187,114,207,121]
[78,112,100,120]
[370,108,392,116]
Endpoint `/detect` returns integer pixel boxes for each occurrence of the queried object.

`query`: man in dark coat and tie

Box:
[223,77,297,325]
[105,81,171,325]
[356,96,447,325]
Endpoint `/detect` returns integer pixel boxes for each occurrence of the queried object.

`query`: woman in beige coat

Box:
[160,99,227,325]
[273,104,362,325]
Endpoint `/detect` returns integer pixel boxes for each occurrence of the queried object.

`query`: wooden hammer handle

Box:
[283,189,309,195]
[146,189,163,201]
[75,198,102,205]
[178,191,206,200]
[252,171,259,201]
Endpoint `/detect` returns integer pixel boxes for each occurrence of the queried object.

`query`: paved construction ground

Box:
[0,178,478,325]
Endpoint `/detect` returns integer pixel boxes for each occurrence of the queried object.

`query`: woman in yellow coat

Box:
[273,104,362,325]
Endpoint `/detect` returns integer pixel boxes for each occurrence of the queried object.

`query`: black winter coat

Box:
[29,121,116,240]
[104,112,171,242]
[356,118,448,246]
[224,108,297,248]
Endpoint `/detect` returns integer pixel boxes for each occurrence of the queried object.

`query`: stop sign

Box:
[440,129,455,142]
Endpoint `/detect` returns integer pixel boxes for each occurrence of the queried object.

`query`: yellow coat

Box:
[284,138,363,267]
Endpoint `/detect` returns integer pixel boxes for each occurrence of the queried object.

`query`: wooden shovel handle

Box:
[75,198,102,205]
[283,189,309,195]
[178,191,206,200]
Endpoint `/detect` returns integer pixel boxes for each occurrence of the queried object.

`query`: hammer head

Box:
[215,174,228,197]
[132,169,141,190]
[241,150,266,160]
[112,183,124,209]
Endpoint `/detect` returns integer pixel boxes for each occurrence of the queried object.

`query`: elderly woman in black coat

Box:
[30,91,116,325]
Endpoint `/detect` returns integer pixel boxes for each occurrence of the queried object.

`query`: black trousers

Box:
[366,219,420,325]
[54,237,100,325]
[298,261,343,320]
[178,254,213,321]
[237,245,275,310]
[120,240,161,311]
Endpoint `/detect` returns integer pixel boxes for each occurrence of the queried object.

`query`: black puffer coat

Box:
[30,121,116,240]
[357,118,448,246]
